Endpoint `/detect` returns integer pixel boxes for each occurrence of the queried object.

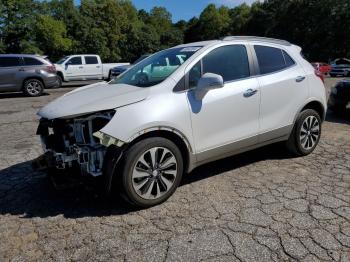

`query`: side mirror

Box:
[194,73,224,100]
[197,73,224,90]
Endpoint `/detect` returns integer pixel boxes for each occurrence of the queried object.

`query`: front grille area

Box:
[37,110,115,176]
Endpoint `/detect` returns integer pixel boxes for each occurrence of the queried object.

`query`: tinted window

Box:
[282,51,295,67]
[85,56,98,64]
[67,57,82,65]
[202,45,250,82]
[189,61,202,88]
[254,46,295,74]
[23,57,44,66]
[0,57,21,67]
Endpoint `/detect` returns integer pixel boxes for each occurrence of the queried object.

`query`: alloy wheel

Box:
[131,147,178,200]
[26,81,42,96]
[299,116,320,150]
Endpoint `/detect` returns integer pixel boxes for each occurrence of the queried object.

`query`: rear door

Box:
[64,56,83,80]
[83,56,103,80]
[0,56,22,91]
[253,45,309,141]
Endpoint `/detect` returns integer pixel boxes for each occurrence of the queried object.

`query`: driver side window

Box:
[187,45,250,89]
[67,57,82,65]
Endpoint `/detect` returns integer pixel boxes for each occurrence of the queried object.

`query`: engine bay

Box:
[36,110,115,176]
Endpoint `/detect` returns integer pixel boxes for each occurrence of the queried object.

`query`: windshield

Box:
[56,56,69,64]
[110,47,202,87]
[133,55,150,65]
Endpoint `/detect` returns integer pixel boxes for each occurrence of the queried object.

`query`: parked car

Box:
[328,79,350,113]
[330,58,350,77]
[110,54,150,78]
[54,54,129,86]
[0,54,59,96]
[35,36,327,207]
[311,62,332,75]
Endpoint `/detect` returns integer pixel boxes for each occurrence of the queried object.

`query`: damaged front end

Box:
[35,110,123,177]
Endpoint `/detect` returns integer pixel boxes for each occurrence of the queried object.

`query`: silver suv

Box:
[0,54,59,96]
[36,37,327,207]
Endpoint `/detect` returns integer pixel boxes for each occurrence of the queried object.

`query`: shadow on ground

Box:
[0,92,50,99]
[0,143,291,219]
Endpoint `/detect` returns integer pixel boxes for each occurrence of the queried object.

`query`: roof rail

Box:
[221,36,291,46]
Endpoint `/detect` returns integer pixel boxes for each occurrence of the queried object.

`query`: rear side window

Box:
[85,56,98,64]
[67,57,82,65]
[0,57,21,67]
[254,46,295,74]
[202,45,250,82]
[23,57,44,66]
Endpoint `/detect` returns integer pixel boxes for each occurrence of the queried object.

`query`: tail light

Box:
[46,65,56,73]
[315,69,324,83]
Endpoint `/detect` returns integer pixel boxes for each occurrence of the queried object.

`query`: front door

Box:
[64,56,84,80]
[187,45,260,163]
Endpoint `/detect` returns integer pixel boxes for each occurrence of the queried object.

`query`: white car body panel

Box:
[38,37,327,174]
[38,82,149,119]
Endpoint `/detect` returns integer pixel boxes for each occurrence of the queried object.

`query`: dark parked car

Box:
[329,58,350,77]
[0,54,59,96]
[110,54,150,78]
[328,79,350,113]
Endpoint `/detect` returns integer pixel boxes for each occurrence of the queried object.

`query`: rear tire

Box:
[119,137,183,208]
[23,79,44,97]
[286,109,322,156]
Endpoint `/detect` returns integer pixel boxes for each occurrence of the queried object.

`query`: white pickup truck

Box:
[54,54,129,86]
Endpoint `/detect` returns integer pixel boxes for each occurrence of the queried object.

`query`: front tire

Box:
[23,79,44,97]
[57,75,63,88]
[286,109,322,156]
[120,137,183,208]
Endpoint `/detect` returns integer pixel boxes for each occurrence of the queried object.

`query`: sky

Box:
[131,0,256,22]
[74,0,256,22]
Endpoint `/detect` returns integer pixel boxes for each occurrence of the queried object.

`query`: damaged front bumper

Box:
[34,110,124,177]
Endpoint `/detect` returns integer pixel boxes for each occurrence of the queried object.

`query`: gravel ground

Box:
[0,78,349,261]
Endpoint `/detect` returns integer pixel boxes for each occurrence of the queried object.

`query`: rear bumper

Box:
[44,74,60,88]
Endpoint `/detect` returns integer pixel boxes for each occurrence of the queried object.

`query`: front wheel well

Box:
[125,130,190,173]
[56,71,64,80]
[301,101,325,121]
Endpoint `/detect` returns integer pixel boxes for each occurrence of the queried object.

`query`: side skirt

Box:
[188,125,293,172]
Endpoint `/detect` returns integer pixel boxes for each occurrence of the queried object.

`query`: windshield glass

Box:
[110,47,202,87]
[56,56,69,64]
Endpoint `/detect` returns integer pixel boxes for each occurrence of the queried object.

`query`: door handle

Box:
[79,66,84,69]
[96,66,101,68]
[243,89,258,98]
[296,76,306,82]
[19,68,25,71]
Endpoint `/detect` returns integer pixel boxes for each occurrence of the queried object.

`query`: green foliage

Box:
[35,15,72,57]
[0,0,349,62]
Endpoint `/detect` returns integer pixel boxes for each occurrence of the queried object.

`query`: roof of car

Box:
[176,36,292,49]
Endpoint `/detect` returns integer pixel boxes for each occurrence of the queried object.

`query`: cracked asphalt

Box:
[0,78,349,261]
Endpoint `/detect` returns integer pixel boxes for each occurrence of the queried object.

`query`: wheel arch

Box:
[56,71,64,81]
[125,127,194,174]
[299,100,326,121]
[22,76,44,90]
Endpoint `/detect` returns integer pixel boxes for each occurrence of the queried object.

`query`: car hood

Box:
[38,82,149,119]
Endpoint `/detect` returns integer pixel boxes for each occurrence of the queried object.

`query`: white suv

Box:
[36,36,327,207]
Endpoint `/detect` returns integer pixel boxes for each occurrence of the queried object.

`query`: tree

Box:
[35,15,72,58]
[0,0,39,53]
